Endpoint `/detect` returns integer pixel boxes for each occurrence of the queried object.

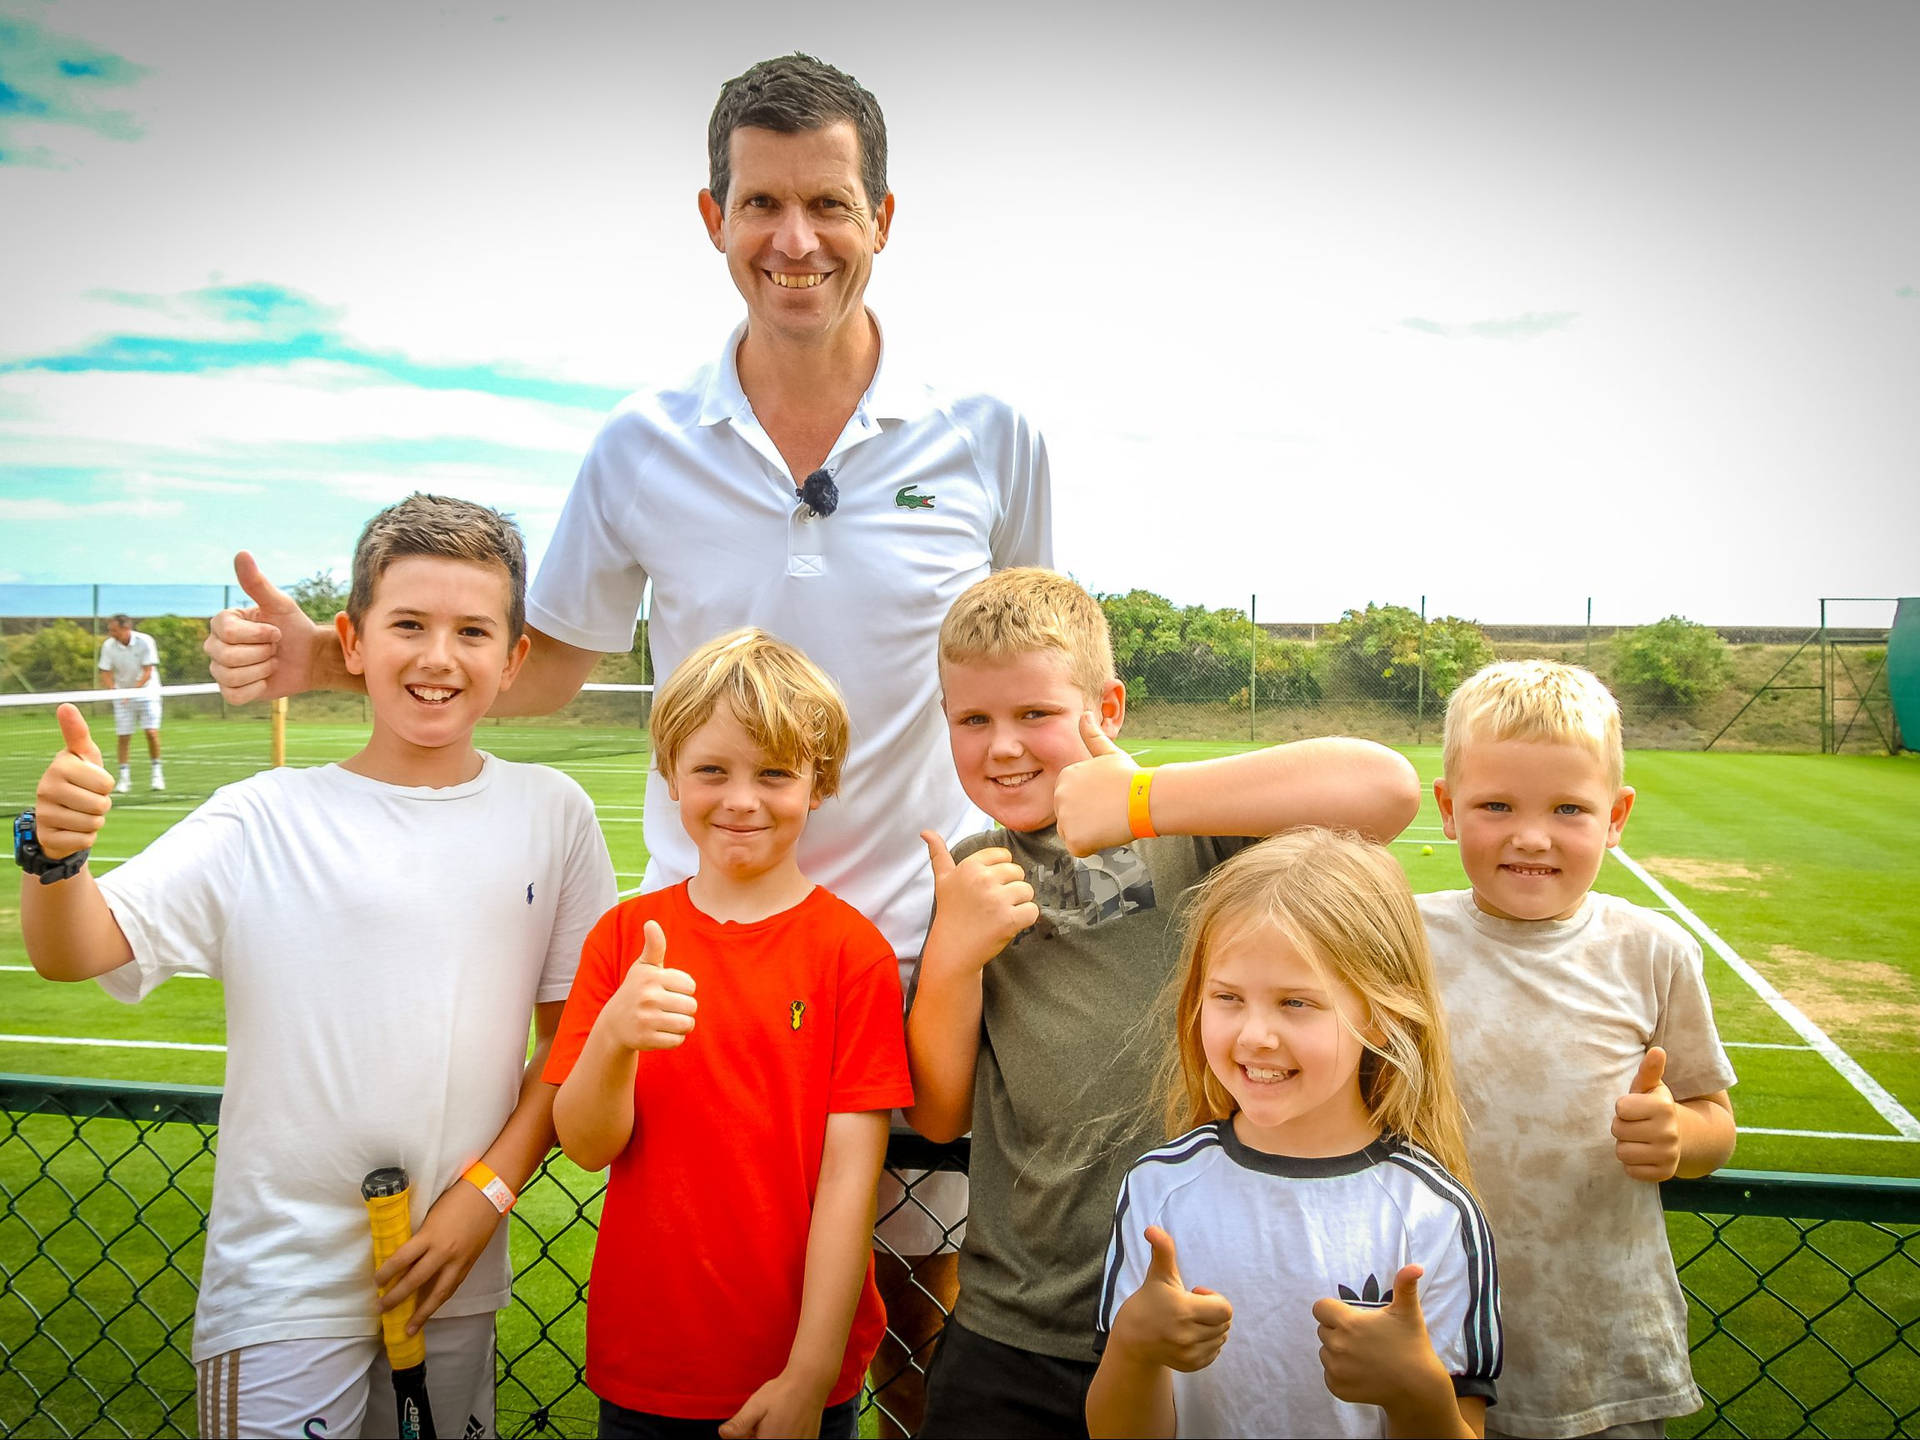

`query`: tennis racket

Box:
[363,1166,438,1440]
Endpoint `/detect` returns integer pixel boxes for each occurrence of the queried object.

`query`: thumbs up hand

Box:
[33,704,115,859]
[1613,1046,1682,1181]
[1313,1264,1455,1417]
[204,551,320,703]
[597,921,698,1053]
[1110,1226,1234,1373]
[923,830,1038,967]
[1055,711,1141,857]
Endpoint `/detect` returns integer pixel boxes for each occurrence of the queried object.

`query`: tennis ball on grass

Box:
[1420,845,1434,856]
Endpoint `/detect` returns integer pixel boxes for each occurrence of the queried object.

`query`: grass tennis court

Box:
[4,711,1916,1179]
[1,709,1917,1436]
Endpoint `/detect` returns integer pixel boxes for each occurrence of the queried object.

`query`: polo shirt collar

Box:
[694,311,934,428]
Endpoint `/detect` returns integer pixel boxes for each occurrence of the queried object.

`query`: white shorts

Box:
[875,1112,968,1257]
[112,694,162,735]
[194,1310,495,1439]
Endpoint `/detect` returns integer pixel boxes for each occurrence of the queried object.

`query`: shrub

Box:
[7,620,99,691]
[290,570,348,624]
[141,615,213,685]
[1610,615,1730,708]
[1324,603,1493,708]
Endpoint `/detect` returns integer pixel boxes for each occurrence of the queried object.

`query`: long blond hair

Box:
[1157,828,1474,1187]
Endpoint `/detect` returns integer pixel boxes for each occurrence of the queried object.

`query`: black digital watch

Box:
[13,811,91,886]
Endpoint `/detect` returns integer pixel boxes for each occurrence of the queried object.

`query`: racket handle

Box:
[362,1167,427,1370]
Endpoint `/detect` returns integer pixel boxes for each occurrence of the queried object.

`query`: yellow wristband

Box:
[1127,768,1158,840]
[463,1161,515,1215]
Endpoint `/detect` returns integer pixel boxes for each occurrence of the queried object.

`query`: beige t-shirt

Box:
[1421,889,1736,1438]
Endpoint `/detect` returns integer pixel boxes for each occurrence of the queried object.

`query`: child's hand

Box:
[1111,1225,1233,1372]
[1313,1264,1455,1416]
[719,1368,830,1439]
[1054,712,1139,857]
[922,831,1038,963]
[34,705,115,859]
[373,1174,502,1334]
[1613,1046,1682,1181]
[597,920,698,1052]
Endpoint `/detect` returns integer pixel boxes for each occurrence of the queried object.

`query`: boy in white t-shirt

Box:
[1423,661,1737,1438]
[98,613,164,792]
[17,494,616,1439]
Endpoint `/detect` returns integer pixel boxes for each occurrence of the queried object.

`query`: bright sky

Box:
[3,0,1915,626]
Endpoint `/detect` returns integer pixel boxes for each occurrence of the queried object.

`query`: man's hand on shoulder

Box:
[204,552,322,703]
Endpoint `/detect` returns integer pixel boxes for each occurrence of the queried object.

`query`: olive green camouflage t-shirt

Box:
[927,824,1252,1362]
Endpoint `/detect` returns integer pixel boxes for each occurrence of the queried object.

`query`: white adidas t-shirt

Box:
[528,319,1051,962]
[1097,1123,1501,1439]
[95,755,616,1361]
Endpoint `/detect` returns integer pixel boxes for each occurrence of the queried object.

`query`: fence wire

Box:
[3,1077,1916,1438]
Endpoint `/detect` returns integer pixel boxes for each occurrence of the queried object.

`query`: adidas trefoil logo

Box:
[1337,1273,1394,1308]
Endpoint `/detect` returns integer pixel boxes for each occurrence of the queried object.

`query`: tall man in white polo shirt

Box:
[100,614,164,793]
[205,53,1051,1430]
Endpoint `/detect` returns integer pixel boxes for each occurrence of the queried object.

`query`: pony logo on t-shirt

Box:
[790,1000,806,1031]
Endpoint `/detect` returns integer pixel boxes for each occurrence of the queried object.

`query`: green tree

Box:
[1611,615,1730,707]
[7,620,99,691]
[289,570,348,624]
[141,615,213,685]
[1325,603,1493,708]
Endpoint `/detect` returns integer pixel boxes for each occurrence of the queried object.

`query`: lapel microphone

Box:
[798,467,839,519]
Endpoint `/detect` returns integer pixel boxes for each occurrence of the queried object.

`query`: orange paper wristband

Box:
[1127,768,1158,840]
[463,1161,516,1215]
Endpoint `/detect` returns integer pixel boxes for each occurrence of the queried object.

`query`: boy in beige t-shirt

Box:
[1421,661,1737,1438]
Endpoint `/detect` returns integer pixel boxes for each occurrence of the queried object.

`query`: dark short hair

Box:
[707,53,887,211]
[109,613,133,628]
[347,493,527,641]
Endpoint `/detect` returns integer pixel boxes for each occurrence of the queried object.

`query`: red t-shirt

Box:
[543,882,913,1417]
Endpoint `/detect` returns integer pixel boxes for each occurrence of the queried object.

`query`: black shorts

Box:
[917,1318,1097,1439]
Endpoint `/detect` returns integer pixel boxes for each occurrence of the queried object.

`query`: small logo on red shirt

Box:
[790,1001,806,1031]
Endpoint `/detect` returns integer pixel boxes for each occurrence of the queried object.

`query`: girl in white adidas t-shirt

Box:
[1088,829,1502,1439]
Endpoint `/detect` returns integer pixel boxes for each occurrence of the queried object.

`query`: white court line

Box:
[0,1033,225,1053]
[1610,846,1920,1141]
[1740,1127,1919,1143]
[1724,1041,1816,1051]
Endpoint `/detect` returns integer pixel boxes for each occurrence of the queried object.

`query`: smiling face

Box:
[940,648,1123,834]
[1436,736,1636,922]
[1199,920,1379,1157]
[698,121,893,349]
[668,702,821,884]
[338,554,528,782]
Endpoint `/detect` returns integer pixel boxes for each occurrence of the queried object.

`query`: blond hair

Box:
[1157,828,1474,1187]
[650,629,849,799]
[1443,660,1624,792]
[348,492,527,640]
[938,567,1114,700]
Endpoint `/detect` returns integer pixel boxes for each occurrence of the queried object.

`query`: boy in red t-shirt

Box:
[547,627,912,1440]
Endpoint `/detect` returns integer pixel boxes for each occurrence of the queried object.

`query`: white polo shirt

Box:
[528,318,1052,960]
[99,630,161,689]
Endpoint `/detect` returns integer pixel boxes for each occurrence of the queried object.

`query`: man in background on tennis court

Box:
[203,52,1052,1433]
[99,614,164,793]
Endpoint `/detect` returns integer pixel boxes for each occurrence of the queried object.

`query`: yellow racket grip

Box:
[362,1167,427,1370]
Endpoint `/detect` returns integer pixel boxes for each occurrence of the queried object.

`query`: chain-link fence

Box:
[4,1075,1916,1438]
[2,588,1904,754]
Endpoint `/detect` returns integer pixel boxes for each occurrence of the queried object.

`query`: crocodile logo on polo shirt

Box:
[790,1000,806,1030]
[894,485,936,510]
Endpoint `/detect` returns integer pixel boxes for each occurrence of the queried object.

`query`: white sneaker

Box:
[151,770,166,792]
[115,772,132,794]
